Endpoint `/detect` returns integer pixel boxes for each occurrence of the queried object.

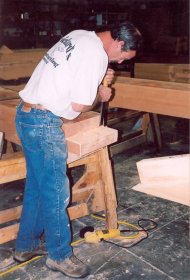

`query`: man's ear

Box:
[118,40,125,50]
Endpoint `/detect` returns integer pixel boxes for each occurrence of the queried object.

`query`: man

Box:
[14,21,142,278]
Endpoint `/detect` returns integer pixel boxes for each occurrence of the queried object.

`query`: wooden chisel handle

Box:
[103,79,108,87]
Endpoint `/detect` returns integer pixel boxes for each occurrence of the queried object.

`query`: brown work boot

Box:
[46,254,89,278]
[13,249,47,263]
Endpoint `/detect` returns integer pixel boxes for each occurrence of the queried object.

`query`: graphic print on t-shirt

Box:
[43,35,75,67]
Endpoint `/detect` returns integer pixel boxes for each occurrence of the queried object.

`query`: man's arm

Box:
[71,68,114,113]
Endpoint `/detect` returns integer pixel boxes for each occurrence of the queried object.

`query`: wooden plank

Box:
[110,77,190,119]
[0,151,97,183]
[133,154,190,206]
[0,206,22,224]
[62,111,100,138]
[0,48,47,80]
[0,87,20,101]
[135,63,190,83]
[133,182,190,206]
[0,63,39,80]
[110,133,146,157]
[0,99,20,144]
[0,224,19,244]
[0,201,103,244]
[0,48,46,64]
[66,126,118,156]
[0,189,99,225]
[0,152,26,184]
[0,205,86,245]
[68,203,89,220]
[136,154,190,185]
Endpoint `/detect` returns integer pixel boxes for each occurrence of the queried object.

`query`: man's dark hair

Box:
[110,21,143,51]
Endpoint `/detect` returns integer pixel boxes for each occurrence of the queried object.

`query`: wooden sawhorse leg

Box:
[69,147,118,229]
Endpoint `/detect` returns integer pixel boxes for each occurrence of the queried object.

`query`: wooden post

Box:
[98,147,118,229]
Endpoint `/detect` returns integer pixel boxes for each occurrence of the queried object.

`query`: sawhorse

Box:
[0,146,117,244]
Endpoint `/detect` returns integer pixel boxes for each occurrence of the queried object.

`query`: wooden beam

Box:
[0,205,22,224]
[66,126,118,156]
[0,87,20,101]
[0,99,20,144]
[0,203,90,244]
[135,63,190,83]
[62,111,100,138]
[110,77,190,119]
[0,48,47,80]
[0,224,19,244]
[110,133,146,157]
[0,152,26,183]
[98,147,118,229]
[133,154,190,206]
[136,154,190,185]
[0,151,100,183]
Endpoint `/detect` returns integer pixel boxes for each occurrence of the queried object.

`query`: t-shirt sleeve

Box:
[69,41,108,105]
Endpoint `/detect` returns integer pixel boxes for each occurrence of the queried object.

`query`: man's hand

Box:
[98,85,112,102]
[98,68,115,102]
[104,68,115,85]
[71,68,115,112]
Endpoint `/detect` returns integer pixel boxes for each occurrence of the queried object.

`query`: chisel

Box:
[99,79,109,126]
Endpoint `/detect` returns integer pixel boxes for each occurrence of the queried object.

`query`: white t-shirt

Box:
[19,30,108,119]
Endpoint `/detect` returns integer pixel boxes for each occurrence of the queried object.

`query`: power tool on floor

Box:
[84,228,121,244]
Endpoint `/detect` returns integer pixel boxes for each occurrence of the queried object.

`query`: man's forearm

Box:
[71,95,99,112]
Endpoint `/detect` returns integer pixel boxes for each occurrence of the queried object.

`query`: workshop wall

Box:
[0,0,189,61]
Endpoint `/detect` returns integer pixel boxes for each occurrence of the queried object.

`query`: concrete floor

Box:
[0,116,189,280]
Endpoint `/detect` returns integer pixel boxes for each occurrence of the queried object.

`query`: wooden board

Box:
[62,111,100,138]
[135,63,190,83]
[0,99,20,144]
[0,47,47,80]
[66,125,118,156]
[0,151,79,184]
[110,77,190,119]
[0,87,20,101]
[133,154,190,206]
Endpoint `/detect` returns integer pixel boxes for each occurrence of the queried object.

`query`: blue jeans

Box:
[15,102,72,261]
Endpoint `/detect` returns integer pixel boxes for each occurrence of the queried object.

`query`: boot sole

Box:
[14,251,47,263]
[46,262,89,279]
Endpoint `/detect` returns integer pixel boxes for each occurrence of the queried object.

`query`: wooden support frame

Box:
[0,147,117,244]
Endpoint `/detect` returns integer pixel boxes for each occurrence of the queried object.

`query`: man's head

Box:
[98,21,143,63]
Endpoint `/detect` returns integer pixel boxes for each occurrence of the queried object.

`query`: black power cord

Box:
[102,218,157,249]
[91,206,158,249]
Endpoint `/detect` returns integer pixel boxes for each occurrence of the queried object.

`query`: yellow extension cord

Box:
[0,215,141,277]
